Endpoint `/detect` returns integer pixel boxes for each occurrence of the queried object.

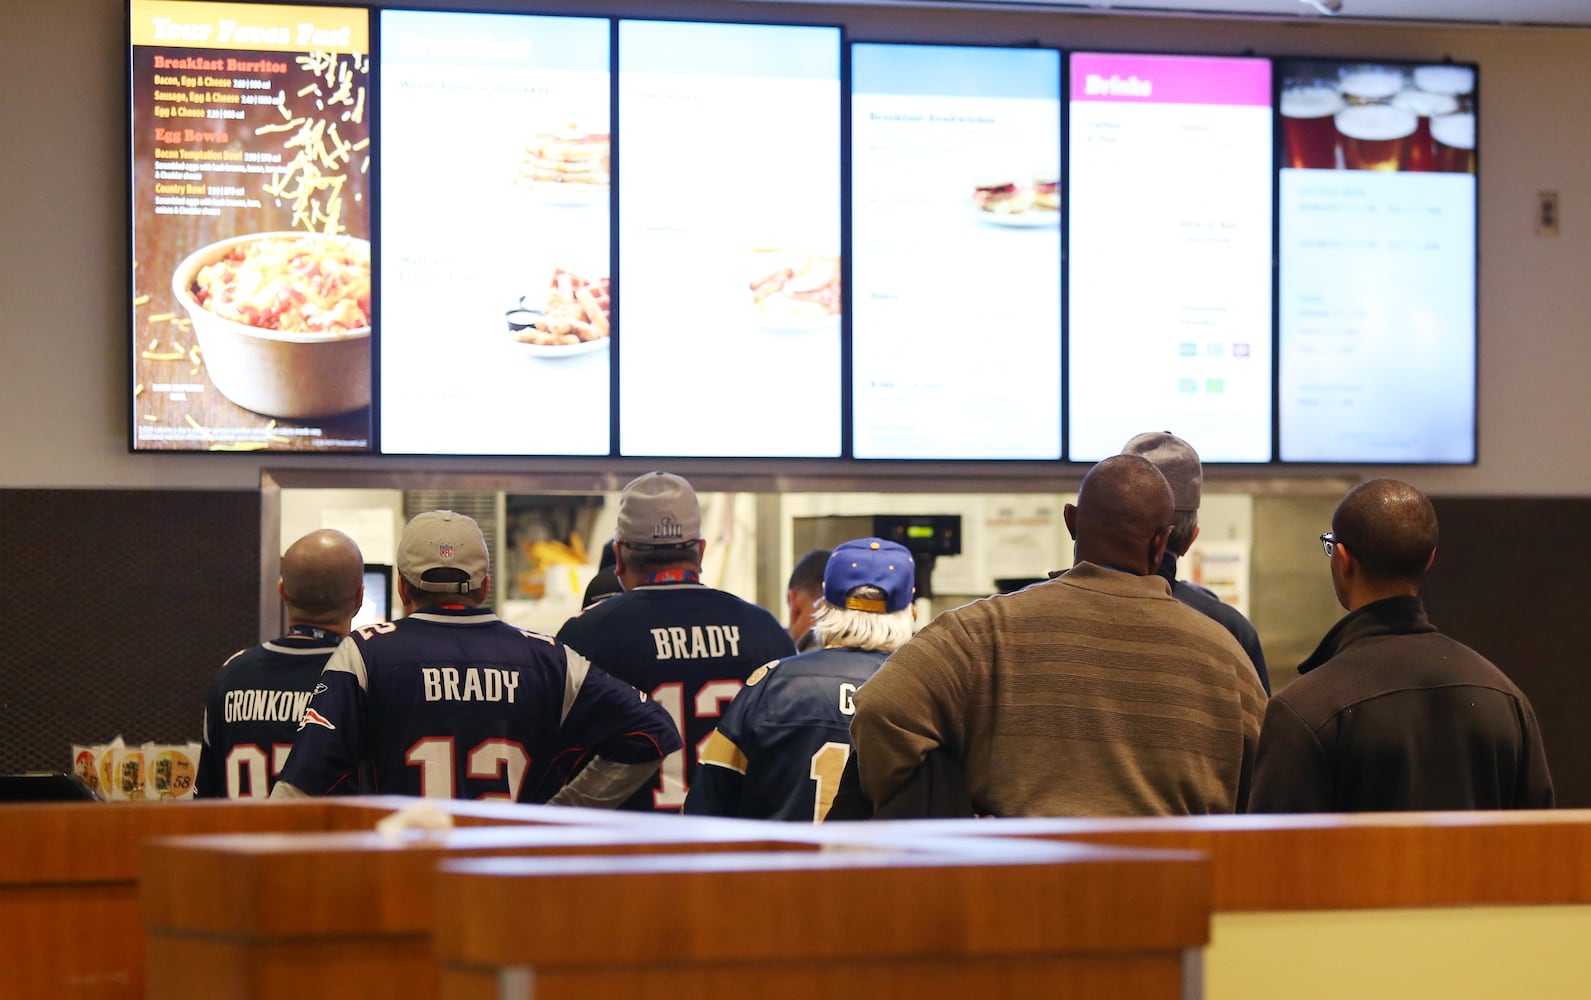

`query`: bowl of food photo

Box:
[171,231,372,419]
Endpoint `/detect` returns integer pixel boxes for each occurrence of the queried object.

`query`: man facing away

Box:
[557,472,796,812]
[685,538,916,822]
[786,548,831,654]
[273,510,680,804]
[196,529,365,798]
[1248,479,1553,812]
[1122,431,1271,693]
[851,455,1267,817]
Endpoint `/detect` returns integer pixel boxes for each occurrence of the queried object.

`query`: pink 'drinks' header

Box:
[1071,52,1271,107]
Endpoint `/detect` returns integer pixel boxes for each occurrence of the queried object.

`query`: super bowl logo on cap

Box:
[440,544,454,559]
[653,516,684,541]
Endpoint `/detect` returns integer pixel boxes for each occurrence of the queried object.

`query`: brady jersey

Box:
[684,647,888,822]
[196,626,347,799]
[276,607,680,801]
[557,582,795,812]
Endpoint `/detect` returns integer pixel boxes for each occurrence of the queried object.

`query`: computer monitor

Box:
[353,564,394,629]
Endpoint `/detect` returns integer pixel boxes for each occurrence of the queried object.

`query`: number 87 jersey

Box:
[275,606,680,801]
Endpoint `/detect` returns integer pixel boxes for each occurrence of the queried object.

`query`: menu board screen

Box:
[617,20,842,458]
[1067,53,1273,463]
[130,0,372,452]
[1277,59,1477,463]
[378,11,611,456]
[850,44,1062,460]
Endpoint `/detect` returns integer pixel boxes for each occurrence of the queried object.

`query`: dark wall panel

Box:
[0,489,259,773]
[1422,497,1590,807]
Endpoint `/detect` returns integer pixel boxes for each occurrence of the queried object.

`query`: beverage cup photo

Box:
[1430,112,1476,174]
[1281,85,1346,169]
[1391,89,1459,172]
[1413,64,1476,106]
[1335,103,1418,172]
[1338,65,1405,105]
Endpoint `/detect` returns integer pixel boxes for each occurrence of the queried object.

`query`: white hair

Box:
[814,603,914,653]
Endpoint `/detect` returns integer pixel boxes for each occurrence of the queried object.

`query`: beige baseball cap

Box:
[397,510,489,593]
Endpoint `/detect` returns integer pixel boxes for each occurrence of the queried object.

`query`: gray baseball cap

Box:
[1121,432,1202,513]
[615,472,702,546]
[398,510,490,593]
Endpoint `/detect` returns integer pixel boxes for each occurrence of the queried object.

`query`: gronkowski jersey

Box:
[196,626,348,799]
[684,647,888,822]
[276,607,680,801]
[557,581,795,812]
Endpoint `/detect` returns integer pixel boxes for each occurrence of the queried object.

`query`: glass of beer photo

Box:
[1391,89,1459,172]
[1413,64,1476,110]
[1338,65,1405,105]
[1430,112,1476,174]
[1281,84,1346,170]
[1335,104,1419,172]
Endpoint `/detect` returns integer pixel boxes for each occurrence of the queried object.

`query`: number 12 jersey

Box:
[276,606,680,801]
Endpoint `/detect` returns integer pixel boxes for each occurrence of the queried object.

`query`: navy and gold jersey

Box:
[276,607,679,801]
[684,646,888,822]
[196,626,345,799]
[557,582,795,812]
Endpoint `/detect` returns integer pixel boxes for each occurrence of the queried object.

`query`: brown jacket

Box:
[852,562,1268,817]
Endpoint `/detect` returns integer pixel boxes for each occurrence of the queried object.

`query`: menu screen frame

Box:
[849,40,1065,462]
[128,0,375,453]
[1065,49,1276,465]
[125,4,1485,469]
[614,17,846,460]
[1275,55,1480,466]
[375,9,615,457]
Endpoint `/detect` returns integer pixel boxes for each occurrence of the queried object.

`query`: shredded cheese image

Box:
[191,235,370,335]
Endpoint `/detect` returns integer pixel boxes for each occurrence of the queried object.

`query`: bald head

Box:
[1332,479,1438,586]
[1066,455,1175,574]
[280,529,365,630]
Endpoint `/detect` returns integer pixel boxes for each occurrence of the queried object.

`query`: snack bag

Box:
[71,744,100,795]
[146,743,201,799]
[97,738,126,800]
[112,747,147,802]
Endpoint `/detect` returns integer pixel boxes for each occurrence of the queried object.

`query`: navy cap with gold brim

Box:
[823,538,915,613]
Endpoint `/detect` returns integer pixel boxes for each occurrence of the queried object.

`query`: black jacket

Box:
[1160,553,1271,694]
[1248,596,1553,813]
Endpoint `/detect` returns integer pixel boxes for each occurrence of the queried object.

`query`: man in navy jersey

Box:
[1122,431,1270,693]
[685,538,916,822]
[273,510,679,805]
[196,529,366,798]
[785,548,830,653]
[557,472,795,812]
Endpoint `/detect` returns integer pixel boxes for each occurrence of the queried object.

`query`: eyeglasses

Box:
[1319,531,1336,557]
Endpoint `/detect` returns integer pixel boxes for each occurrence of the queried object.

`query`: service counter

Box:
[845,809,1591,998]
[430,839,1210,1000]
[21,799,1591,1000]
[0,796,637,999]
[139,816,825,1000]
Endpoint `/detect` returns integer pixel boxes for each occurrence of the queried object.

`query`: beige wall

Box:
[4,0,1587,494]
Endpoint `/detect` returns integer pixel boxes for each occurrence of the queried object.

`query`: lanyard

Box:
[639,569,700,586]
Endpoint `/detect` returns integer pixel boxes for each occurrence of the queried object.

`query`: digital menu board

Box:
[378,11,611,456]
[617,20,842,458]
[1277,60,1477,464]
[850,44,1062,460]
[1067,53,1273,463]
[130,0,372,452]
